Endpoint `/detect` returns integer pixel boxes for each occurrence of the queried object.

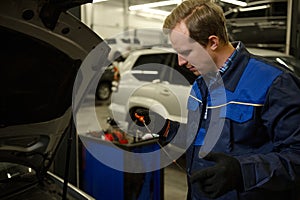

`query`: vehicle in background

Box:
[105,37,142,62]
[96,63,120,101]
[225,0,287,51]
[247,47,299,75]
[109,48,197,130]
[109,47,298,131]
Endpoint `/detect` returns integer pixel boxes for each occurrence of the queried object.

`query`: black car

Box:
[96,63,120,101]
[0,0,110,199]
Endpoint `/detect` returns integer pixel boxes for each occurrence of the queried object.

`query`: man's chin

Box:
[191,69,201,76]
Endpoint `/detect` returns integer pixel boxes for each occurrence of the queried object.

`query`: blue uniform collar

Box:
[220,42,241,74]
[221,41,250,92]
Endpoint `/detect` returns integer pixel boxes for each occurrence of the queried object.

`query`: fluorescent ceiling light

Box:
[220,0,247,7]
[239,5,270,12]
[129,0,181,11]
[141,8,171,16]
[93,0,108,3]
[132,11,167,21]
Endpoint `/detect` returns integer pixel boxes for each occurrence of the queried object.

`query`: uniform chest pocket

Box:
[219,103,254,123]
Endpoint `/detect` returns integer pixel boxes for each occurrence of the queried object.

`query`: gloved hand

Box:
[132,109,170,137]
[190,152,243,199]
[132,108,151,126]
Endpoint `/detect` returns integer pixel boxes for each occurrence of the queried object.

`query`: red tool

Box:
[134,112,152,133]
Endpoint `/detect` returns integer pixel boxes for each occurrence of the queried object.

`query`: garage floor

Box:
[164,163,187,199]
[77,100,187,199]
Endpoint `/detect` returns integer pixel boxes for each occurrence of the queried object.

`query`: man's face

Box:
[169,21,217,75]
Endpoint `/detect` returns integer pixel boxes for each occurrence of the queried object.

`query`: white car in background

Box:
[109,47,298,131]
[105,37,142,62]
[109,48,197,130]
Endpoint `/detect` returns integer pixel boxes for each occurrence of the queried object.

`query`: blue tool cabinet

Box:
[80,136,164,200]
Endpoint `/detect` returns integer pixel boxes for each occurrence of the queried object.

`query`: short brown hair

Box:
[163,0,229,46]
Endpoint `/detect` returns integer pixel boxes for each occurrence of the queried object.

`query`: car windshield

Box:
[105,38,117,44]
[121,38,131,43]
[131,52,197,85]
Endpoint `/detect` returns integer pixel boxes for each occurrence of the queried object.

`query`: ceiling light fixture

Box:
[129,0,181,11]
[141,8,171,16]
[92,0,108,3]
[133,12,167,20]
[239,4,270,12]
[220,0,247,7]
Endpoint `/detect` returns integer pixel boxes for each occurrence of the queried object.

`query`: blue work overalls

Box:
[167,42,300,200]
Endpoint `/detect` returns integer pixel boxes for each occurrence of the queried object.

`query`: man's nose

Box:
[178,54,187,66]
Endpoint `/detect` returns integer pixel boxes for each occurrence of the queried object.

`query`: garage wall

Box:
[81,1,167,45]
[80,1,297,56]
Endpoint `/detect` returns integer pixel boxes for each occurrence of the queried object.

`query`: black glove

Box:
[132,109,170,137]
[190,152,243,199]
[132,108,151,126]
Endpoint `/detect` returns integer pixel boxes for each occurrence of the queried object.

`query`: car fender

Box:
[128,96,187,123]
[128,96,169,119]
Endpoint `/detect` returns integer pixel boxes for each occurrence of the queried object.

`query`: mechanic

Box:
[135,0,300,199]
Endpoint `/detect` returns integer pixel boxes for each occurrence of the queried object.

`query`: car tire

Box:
[96,82,111,100]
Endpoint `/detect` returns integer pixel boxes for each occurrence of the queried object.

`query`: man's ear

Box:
[208,35,219,51]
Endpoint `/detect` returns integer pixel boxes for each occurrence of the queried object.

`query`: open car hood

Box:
[0,0,110,194]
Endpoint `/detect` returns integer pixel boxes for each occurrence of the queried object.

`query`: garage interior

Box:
[52,1,300,199]
[1,0,300,200]
[75,0,300,59]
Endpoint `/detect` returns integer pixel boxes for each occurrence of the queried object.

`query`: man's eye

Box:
[181,50,191,56]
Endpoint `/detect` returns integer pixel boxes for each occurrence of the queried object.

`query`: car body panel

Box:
[0,0,109,199]
[2,170,95,200]
[0,0,101,60]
